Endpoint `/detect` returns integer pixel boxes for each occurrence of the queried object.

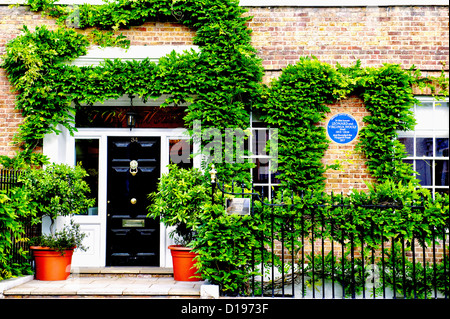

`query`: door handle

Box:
[130,198,137,205]
[129,160,138,176]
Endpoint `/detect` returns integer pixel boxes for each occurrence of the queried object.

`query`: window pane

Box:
[271,170,281,184]
[75,139,99,215]
[415,103,434,131]
[416,138,433,157]
[252,159,269,184]
[435,160,449,186]
[169,139,192,169]
[434,102,449,130]
[76,106,187,128]
[416,159,433,186]
[398,137,414,157]
[252,129,269,156]
[436,138,449,157]
[435,189,449,196]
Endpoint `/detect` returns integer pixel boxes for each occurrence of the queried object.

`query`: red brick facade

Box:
[0,4,448,194]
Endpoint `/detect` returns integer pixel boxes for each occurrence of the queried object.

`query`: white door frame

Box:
[43,126,195,267]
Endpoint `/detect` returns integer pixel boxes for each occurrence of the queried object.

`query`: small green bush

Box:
[147,164,210,246]
[20,163,95,229]
[29,220,87,254]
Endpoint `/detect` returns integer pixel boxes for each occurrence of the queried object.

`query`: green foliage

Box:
[258,57,343,192]
[192,203,267,295]
[2,0,448,294]
[357,64,420,184]
[296,243,449,299]
[0,186,38,280]
[0,150,49,170]
[29,220,87,254]
[1,25,89,149]
[19,163,95,225]
[147,165,209,246]
[194,179,448,296]
[3,0,264,183]
[259,58,447,191]
[266,180,448,251]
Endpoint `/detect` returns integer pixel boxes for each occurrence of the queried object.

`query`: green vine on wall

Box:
[259,57,448,192]
[1,0,449,295]
[1,0,448,186]
[2,0,264,182]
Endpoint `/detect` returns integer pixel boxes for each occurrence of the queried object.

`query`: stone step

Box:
[72,266,174,277]
[2,267,207,299]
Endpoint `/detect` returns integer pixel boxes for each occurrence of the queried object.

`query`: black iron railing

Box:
[213,180,449,299]
[0,169,21,193]
[0,169,39,267]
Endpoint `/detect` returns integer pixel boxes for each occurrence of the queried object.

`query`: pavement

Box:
[2,267,207,298]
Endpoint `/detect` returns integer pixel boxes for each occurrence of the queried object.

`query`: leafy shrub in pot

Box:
[20,163,94,280]
[147,164,209,280]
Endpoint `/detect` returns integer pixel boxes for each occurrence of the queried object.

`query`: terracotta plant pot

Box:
[168,245,201,281]
[30,246,74,281]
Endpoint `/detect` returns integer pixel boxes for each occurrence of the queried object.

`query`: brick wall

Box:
[319,96,377,194]
[245,6,449,78]
[1,5,448,194]
[0,5,195,159]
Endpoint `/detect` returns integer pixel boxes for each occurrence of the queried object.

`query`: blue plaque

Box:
[327,113,359,144]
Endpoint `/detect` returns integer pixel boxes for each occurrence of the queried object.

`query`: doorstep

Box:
[72,266,174,277]
[0,275,34,298]
[3,267,207,299]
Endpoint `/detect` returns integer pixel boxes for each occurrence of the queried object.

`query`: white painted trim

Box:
[45,125,195,267]
[1,0,448,6]
[239,0,449,6]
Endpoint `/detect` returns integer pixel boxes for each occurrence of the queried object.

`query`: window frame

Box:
[247,114,280,200]
[397,97,449,195]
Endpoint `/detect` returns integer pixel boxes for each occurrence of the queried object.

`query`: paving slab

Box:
[122,284,157,295]
[169,284,203,296]
[146,284,173,295]
[3,275,203,298]
[77,287,124,295]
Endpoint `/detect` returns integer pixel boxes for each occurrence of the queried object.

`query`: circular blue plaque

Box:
[327,113,359,144]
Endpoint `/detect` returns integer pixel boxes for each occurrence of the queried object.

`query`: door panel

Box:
[106,137,160,266]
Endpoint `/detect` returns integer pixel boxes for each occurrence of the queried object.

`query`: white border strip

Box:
[0,0,448,6]
[239,0,449,6]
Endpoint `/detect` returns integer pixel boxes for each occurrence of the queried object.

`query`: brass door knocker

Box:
[129,160,138,176]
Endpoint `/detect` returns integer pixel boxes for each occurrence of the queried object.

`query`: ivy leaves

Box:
[259,57,344,192]
[1,25,89,149]
[258,57,438,192]
[357,64,419,184]
[4,0,263,185]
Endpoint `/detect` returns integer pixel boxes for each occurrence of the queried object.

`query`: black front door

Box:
[106,137,160,266]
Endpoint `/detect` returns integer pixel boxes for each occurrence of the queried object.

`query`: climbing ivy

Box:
[1,0,448,296]
[258,57,348,192]
[2,0,264,182]
[2,0,448,186]
[356,64,420,184]
[259,57,448,192]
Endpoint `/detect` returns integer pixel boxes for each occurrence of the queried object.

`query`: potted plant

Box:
[29,220,86,280]
[147,164,209,281]
[21,163,94,281]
